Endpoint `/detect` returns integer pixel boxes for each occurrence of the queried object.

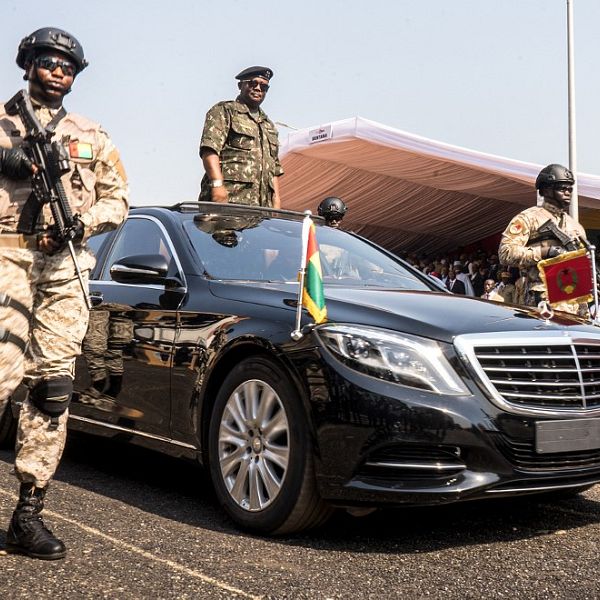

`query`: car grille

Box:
[496,434,600,472]
[455,332,600,415]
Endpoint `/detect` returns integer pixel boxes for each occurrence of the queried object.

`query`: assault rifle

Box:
[4,89,90,309]
[530,219,581,252]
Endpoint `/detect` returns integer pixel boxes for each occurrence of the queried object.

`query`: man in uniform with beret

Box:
[199,66,283,208]
[498,164,586,313]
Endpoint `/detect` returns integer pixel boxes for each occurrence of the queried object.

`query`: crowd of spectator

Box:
[399,249,527,304]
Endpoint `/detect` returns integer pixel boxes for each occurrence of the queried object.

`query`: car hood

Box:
[208,281,596,344]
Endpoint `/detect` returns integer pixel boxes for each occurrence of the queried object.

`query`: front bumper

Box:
[304,351,600,507]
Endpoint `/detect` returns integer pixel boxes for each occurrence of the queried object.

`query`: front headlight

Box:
[316,324,469,395]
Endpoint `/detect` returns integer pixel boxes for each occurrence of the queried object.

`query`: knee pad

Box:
[29,377,73,418]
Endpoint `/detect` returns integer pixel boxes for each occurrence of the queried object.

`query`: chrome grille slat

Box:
[484,367,584,373]
[501,391,582,401]
[476,353,574,360]
[490,380,580,388]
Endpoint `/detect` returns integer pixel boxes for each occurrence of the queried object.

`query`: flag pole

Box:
[567,0,579,221]
[291,211,312,340]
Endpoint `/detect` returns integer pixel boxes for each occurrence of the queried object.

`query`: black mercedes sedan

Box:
[4,202,600,534]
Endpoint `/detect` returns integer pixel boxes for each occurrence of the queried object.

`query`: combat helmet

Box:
[318,196,348,220]
[16,27,88,73]
[535,164,575,190]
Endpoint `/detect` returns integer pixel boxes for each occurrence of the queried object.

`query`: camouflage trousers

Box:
[0,245,94,487]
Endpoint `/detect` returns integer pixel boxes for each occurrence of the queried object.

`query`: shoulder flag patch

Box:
[69,141,93,160]
[509,219,524,235]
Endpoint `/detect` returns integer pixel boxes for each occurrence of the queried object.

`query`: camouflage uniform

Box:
[199,100,283,207]
[498,201,586,315]
[0,101,128,486]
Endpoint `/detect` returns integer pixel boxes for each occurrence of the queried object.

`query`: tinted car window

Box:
[100,217,175,281]
[184,215,433,290]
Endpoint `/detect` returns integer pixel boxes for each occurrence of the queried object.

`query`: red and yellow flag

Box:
[538,249,593,306]
[302,222,327,323]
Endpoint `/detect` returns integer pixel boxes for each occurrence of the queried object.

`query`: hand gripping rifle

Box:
[532,219,581,252]
[4,90,90,309]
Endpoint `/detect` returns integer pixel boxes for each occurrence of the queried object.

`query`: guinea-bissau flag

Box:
[302,221,327,323]
[538,248,594,306]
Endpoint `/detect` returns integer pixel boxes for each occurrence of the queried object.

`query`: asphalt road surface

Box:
[0,433,599,599]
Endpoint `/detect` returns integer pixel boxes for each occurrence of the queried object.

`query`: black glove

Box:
[69,216,85,243]
[544,246,565,259]
[0,147,35,180]
[40,217,85,255]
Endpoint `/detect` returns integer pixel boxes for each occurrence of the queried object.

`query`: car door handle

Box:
[89,292,104,307]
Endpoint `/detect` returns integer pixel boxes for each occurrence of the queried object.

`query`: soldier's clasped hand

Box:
[0,147,35,179]
[544,245,565,259]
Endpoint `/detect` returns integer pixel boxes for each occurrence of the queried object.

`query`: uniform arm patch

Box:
[69,141,94,159]
[509,219,524,235]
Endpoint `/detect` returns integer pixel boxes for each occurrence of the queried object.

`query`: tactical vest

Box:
[0,105,102,233]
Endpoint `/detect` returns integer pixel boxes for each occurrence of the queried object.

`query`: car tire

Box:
[0,399,18,449]
[208,356,332,535]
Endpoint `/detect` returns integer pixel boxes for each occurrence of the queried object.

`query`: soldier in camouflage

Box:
[199,66,283,208]
[498,164,586,314]
[0,27,128,559]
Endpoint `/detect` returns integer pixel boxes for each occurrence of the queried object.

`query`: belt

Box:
[0,233,38,250]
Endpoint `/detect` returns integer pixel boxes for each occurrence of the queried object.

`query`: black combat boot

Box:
[105,374,123,398]
[6,483,67,560]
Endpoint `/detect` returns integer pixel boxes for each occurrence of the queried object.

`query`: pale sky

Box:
[2,0,599,205]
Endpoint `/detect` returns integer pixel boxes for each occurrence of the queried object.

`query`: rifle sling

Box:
[45,107,66,134]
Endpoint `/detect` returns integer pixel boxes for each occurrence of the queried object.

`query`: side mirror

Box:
[110,254,170,285]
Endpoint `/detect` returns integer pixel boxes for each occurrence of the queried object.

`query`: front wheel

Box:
[208,356,332,534]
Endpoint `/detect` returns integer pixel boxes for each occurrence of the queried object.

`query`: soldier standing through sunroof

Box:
[199,66,283,208]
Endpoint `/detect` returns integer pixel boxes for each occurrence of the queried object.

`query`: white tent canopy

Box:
[279,117,600,255]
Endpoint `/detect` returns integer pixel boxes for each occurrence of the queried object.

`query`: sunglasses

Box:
[34,55,76,77]
[553,184,573,192]
[241,79,270,92]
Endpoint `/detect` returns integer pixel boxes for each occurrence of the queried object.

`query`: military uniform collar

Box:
[232,98,266,121]
[30,96,63,115]
[541,200,565,219]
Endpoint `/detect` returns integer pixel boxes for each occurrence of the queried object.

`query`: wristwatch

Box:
[210,179,224,188]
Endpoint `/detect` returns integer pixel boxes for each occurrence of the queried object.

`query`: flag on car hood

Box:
[538,248,593,306]
[302,220,327,323]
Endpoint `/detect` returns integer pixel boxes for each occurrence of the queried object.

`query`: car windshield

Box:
[183,212,434,290]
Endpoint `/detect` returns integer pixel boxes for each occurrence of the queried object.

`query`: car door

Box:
[72,215,184,439]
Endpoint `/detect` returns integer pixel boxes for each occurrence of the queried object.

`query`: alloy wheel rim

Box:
[218,379,290,511]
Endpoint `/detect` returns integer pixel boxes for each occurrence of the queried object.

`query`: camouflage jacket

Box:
[498,202,587,294]
[0,99,128,239]
[199,100,283,207]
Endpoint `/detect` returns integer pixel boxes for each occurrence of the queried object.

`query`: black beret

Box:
[235,66,273,81]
